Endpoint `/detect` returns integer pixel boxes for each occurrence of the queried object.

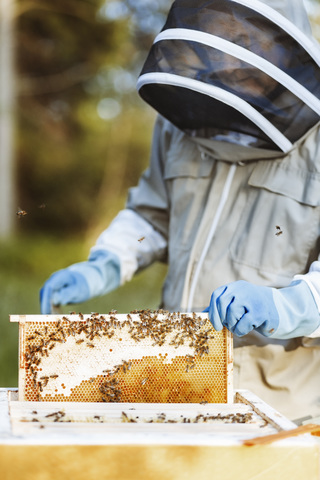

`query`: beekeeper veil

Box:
[137,0,320,152]
[267,0,312,36]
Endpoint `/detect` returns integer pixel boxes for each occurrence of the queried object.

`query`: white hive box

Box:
[1,388,320,480]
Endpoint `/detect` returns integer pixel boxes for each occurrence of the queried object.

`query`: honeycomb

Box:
[13,311,233,403]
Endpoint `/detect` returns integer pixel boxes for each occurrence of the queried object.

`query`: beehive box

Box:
[10,311,233,403]
[5,389,298,435]
[2,388,320,480]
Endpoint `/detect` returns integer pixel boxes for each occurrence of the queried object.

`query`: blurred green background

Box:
[1,0,320,388]
[0,0,171,387]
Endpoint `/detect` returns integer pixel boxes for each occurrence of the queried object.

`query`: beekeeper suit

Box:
[40,0,320,422]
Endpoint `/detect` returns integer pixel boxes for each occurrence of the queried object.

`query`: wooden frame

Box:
[10,312,233,404]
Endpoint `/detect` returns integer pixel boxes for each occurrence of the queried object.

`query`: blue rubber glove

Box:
[40,250,121,314]
[204,280,320,339]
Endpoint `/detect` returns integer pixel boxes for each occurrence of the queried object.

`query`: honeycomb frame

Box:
[10,311,233,403]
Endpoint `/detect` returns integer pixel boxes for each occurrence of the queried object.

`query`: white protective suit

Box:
[90,0,320,421]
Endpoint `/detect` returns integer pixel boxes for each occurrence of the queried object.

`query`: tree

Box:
[0,0,174,238]
[12,0,174,236]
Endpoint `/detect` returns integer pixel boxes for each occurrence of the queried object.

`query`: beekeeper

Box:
[40,0,320,422]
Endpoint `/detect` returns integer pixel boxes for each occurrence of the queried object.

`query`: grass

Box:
[0,233,167,387]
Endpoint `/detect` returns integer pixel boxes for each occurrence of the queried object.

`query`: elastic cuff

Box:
[307,325,320,338]
[294,274,320,313]
[69,251,121,298]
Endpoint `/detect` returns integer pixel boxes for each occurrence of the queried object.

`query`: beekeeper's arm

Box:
[206,261,320,339]
[40,116,170,314]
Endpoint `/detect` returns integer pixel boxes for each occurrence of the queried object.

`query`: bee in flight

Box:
[275,225,283,236]
[16,208,27,218]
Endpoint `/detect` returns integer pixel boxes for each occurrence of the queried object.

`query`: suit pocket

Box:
[230,160,320,277]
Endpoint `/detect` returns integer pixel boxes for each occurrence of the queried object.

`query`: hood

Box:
[137,0,320,153]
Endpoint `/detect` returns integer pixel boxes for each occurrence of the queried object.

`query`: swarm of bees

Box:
[100,377,122,403]
[27,409,254,426]
[120,411,254,424]
[25,310,215,402]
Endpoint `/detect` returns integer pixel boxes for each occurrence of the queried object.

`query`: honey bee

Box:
[138,237,145,243]
[45,412,57,418]
[16,208,27,218]
[275,225,283,236]
[121,412,129,422]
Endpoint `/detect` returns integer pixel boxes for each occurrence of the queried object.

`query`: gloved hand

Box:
[204,279,320,339]
[40,250,121,314]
